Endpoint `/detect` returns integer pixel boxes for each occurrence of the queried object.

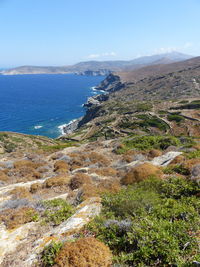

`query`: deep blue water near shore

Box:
[0,74,105,138]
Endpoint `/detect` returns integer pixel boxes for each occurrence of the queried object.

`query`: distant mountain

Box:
[0,51,193,76]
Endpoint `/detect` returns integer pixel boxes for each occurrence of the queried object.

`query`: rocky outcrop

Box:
[95,73,125,92]
[83,94,109,108]
[62,118,83,135]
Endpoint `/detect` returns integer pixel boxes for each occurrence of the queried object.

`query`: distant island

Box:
[0,51,193,76]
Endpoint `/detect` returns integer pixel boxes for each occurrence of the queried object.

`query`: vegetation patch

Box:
[42,241,63,267]
[54,237,112,267]
[121,163,163,185]
[0,207,39,229]
[44,175,70,188]
[136,114,169,131]
[167,113,185,123]
[116,135,182,154]
[87,177,200,266]
[40,198,74,226]
[136,102,153,112]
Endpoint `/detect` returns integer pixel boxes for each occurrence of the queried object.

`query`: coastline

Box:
[58,85,108,137]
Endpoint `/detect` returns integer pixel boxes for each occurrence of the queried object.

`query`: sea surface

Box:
[0,74,105,138]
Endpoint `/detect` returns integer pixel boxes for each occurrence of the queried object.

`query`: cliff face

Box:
[94,73,125,92]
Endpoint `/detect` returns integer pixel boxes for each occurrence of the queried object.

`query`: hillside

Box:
[0,52,192,76]
[0,55,200,266]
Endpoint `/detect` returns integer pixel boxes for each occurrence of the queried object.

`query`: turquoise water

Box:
[0,74,105,138]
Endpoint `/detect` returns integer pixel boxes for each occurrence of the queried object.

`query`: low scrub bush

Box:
[87,177,200,266]
[10,187,32,199]
[40,198,74,225]
[185,149,200,159]
[121,163,163,185]
[137,114,169,131]
[69,173,91,190]
[0,207,39,229]
[116,135,181,154]
[167,113,185,123]
[0,170,8,182]
[89,167,117,177]
[42,241,63,267]
[54,160,69,173]
[44,175,70,188]
[54,237,112,267]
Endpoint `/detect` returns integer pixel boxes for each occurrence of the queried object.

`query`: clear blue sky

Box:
[0,0,200,67]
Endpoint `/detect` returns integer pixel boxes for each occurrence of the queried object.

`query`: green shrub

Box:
[167,114,185,123]
[41,241,63,266]
[136,114,169,131]
[185,150,200,159]
[87,177,200,266]
[116,135,181,153]
[41,199,74,225]
[136,103,153,112]
[163,164,190,176]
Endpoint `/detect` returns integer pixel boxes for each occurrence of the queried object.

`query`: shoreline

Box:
[58,85,107,137]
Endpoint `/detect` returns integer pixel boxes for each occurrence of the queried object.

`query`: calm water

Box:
[0,74,105,138]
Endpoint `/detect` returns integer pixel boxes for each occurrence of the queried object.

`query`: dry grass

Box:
[0,170,8,182]
[148,149,162,158]
[10,187,32,199]
[122,150,138,163]
[54,160,69,173]
[44,175,70,188]
[121,163,163,185]
[0,207,37,229]
[89,167,117,177]
[170,155,185,165]
[69,173,91,190]
[87,152,110,166]
[30,182,42,193]
[55,237,112,267]
[81,179,121,200]
[14,160,42,169]
[183,158,200,171]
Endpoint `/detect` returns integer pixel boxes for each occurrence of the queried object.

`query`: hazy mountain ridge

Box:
[0,52,192,76]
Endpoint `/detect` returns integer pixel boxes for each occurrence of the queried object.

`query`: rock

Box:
[1,160,14,169]
[61,118,83,135]
[59,155,71,163]
[151,151,182,166]
[25,197,102,266]
[0,222,38,265]
[0,145,4,154]
[191,164,200,183]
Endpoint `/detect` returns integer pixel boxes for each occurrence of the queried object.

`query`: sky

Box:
[0,0,200,67]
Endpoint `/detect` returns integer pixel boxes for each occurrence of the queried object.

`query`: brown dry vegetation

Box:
[0,170,8,182]
[121,163,163,185]
[55,237,112,267]
[148,149,162,158]
[89,167,117,177]
[30,182,42,193]
[170,155,186,165]
[0,207,37,229]
[69,173,91,190]
[81,179,121,200]
[10,187,32,199]
[88,152,110,166]
[54,160,69,173]
[183,159,200,172]
[44,175,70,188]
[14,160,42,169]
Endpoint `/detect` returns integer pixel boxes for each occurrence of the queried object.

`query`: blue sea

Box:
[0,74,105,138]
